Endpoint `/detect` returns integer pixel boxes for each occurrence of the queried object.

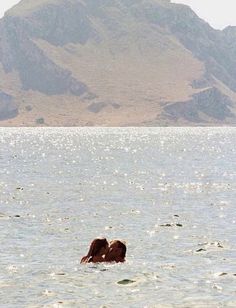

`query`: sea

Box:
[0,128,235,307]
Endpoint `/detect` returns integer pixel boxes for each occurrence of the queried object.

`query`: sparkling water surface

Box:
[0,128,235,307]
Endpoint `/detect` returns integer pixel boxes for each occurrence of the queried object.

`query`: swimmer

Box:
[105,240,126,263]
[80,238,109,263]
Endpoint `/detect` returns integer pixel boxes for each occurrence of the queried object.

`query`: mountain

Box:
[0,0,236,126]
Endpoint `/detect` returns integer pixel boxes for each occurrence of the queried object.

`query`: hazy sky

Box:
[0,0,20,18]
[172,0,236,29]
[0,0,236,29]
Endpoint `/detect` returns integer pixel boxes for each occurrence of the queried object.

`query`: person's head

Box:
[105,240,126,263]
[81,238,109,263]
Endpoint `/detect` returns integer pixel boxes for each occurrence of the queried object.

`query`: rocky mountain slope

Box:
[0,0,236,126]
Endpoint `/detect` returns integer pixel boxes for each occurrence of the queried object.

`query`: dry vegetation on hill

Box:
[0,0,236,126]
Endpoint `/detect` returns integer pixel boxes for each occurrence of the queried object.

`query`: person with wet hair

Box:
[80,238,109,263]
[105,240,126,263]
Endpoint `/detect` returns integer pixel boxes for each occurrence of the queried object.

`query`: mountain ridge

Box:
[0,0,236,126]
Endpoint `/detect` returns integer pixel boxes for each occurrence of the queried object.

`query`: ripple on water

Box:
[0,127,235,307]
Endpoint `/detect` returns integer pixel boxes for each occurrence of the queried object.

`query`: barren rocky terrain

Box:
[0,0,236,126]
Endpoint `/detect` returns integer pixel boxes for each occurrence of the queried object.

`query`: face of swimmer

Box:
[95,239,109,258]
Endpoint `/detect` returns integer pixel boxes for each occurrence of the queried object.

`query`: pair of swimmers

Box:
[81,238,126,263]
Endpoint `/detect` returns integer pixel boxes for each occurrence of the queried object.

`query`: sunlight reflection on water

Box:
[0,127,235,307]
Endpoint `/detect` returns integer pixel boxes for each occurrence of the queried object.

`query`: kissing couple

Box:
[81,238,126,264]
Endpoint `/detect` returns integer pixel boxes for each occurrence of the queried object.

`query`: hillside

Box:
[0,0,236,126]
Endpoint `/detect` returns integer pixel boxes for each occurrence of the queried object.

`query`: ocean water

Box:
[0,127,235,308]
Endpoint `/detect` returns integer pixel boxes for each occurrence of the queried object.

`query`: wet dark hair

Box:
[84,238,108,263]
[116,241,126,259]
[106,240,127,262]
